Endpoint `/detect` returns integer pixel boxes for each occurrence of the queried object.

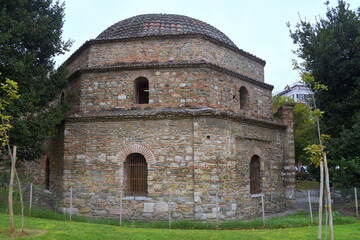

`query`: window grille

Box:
[250,155,261,194]
[124,153,148,196]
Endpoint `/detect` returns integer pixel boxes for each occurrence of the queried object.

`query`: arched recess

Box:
[117,144,155,196]
[134,77,149,104]
[250,155,261,194]
[45,157,50,190]
[239,86,249,109]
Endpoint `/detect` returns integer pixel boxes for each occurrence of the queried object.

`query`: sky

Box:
[55,0,360,93]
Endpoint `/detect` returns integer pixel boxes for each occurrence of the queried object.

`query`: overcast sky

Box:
[55,0,359,93]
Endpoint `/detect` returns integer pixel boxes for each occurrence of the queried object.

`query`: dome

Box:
[96,14,237,49]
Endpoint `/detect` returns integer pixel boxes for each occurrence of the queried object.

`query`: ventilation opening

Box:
[45,157,50,190]
[124,153,148,196]
[250,155,261,194]
[239,86,249,109]
[134,77,149,104]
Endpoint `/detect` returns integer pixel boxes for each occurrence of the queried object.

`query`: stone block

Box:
[194,205,202,213]
[195,213,207,220]
[94,210,107,215]
[207,213,217,219]
[144,203,155,213]
[200,174,210,180]
[78,207,92,213]
[226,211,236,216]
[64,208,78,215]
[231,203,237,211]
[154,202,168,212]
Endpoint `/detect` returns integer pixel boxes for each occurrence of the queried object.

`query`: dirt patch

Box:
[0,229,46,239]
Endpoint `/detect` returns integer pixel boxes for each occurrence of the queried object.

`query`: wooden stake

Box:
[8,146,17,233]
[323,152,334,240]
[15,168,24,232]
[318,161,324,240]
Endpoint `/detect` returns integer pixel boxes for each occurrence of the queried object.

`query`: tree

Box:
[289,0,360,187]
[272,95,317,166]
[0,0,71,161]
[0,76,20,233]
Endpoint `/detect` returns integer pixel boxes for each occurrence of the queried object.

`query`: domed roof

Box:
[96,14,237,48]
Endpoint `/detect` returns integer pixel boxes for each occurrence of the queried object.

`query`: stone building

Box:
[33,14,296,221]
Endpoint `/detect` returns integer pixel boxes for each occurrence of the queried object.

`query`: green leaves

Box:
[0,0,71,160]
[290,0,360,187]
[0,75,20,147]
[272,96,317,165]
[304,144,324,167]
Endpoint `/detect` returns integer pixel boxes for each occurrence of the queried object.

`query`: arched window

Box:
[250,155,261,194]
[60,91,65,102]
[45,157,50,190]
[124,153,148,196]
[134,77,149,104]
[239,86,249,109]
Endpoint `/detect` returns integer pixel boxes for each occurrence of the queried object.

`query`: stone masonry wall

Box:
[19,124,65,209]
[58,116,288,220]
[66,37,264,82]
[71,68,272,119]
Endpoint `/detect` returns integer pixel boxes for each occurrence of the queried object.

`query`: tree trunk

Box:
[15,168,24,232]
[8,146,17,233]
[318,160,324,240]
[323,152,334,240]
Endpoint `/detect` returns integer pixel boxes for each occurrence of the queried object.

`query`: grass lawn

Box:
[0,214,359,240]
[295,180,320,190]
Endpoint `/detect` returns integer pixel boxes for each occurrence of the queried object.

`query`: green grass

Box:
[0,188,357,230]
[0,213,359,240]
[2,203,357,230]
[296,180,320,190]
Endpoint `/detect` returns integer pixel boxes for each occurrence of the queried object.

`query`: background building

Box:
[276,82,312,105]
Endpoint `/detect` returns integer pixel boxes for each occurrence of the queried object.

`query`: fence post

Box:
[119,190,123,226]
[261,194,265,226]
[168,192,171,229]
[355,187,358,218]
[216,190,219,229]
[307,190,313,223]
[29,183,33,214]
[168,191,171,229]
[69,187,73,221]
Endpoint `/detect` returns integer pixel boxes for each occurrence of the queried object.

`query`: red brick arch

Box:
[117,143,155,164]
